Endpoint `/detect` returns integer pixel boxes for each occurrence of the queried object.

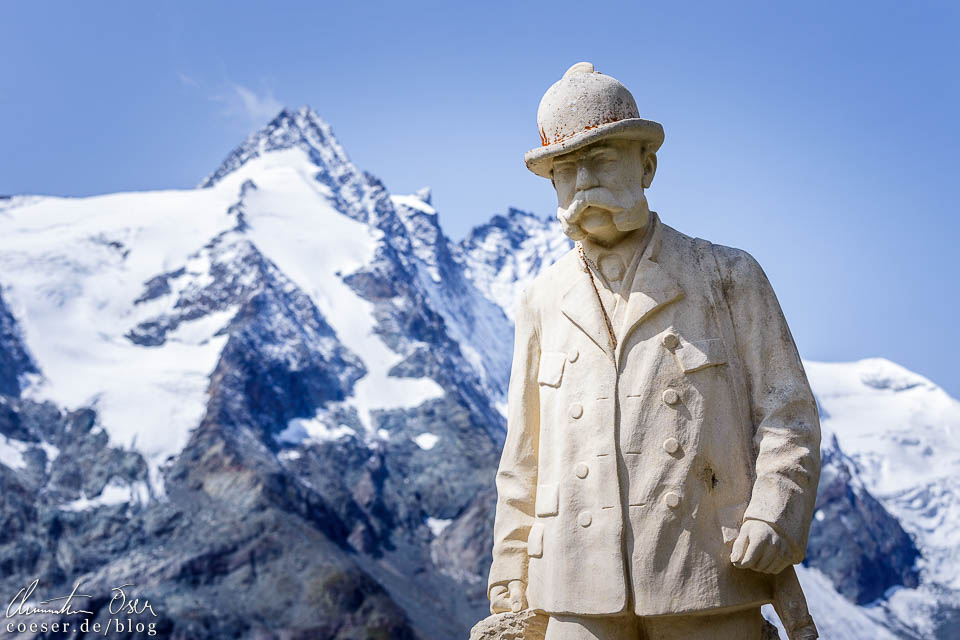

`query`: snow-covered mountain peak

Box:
[456,207,571,319]
[0,106,508,501]
[414,186,432,205]
[200,105,350,189]
[812,357,939,397]
[393,192,436,217]
[805,357,960,606]
[857,357,938,393]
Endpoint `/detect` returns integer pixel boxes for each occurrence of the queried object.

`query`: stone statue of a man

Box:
[486,63,822,640]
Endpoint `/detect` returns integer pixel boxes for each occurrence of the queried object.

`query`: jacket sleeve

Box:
[487,286,541,599]
[718,247,821,563]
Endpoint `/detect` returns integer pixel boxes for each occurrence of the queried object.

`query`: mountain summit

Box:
[201,106,348,188]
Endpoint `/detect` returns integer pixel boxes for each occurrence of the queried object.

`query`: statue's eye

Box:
[585,153,614,168]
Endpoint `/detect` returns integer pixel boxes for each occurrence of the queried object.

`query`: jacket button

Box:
[662,333,679,350]
[569,403,583,419]
[567,348,579,363]
[575,463,589,479]
[662,389,680,405]
[577,511,592,527]
[664,492,680,508]
[663,437,679,454]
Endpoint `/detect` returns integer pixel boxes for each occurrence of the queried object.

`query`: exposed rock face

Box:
[804,435,920,604]
[455,207,571,320]
[0,107,494,639]
[0,288,36,396]
[392,192,513,401]
[0,392,421,640]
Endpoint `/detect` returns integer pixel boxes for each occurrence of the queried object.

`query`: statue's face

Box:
[552,139,656,245]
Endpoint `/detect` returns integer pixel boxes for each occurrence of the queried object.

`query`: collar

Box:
[562,212,683,363]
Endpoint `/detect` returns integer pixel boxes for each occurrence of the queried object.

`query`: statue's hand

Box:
[489,579,527,614]
[730,520,793,574]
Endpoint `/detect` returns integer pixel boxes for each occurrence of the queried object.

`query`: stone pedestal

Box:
[470,610,548,640]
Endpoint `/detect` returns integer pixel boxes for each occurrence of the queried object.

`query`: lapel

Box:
[560,256,615,359]
[559,214,685,363]
[614,216,685,365]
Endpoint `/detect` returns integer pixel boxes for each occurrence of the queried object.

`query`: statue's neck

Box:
[581,229,640,264]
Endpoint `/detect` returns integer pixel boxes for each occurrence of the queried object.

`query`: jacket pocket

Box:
[675,337,728,374]
[535,482,559,517]
[537,351,566,387]
[527,522,544,558]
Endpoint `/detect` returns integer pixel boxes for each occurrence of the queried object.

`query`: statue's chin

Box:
[579,209,614,233]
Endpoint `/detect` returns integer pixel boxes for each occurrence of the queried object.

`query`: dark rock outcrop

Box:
[804,435,920,604]
[0,288,37,397]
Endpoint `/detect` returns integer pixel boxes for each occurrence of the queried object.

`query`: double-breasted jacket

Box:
[488,214,821,616]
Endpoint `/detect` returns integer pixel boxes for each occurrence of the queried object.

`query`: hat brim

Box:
[524,118,664,179]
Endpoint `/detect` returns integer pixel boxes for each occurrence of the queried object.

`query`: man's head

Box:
[524,62,664,245]
[553,138,656,245]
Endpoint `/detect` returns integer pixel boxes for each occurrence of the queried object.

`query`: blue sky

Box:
[2,1,959,396]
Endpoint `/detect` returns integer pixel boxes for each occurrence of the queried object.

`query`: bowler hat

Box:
[525,62,664,179]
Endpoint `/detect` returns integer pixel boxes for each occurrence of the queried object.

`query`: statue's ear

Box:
[641,149,658,189]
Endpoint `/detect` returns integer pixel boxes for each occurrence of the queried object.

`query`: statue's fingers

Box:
[754,542,780,573]
[508,580,526,612]
[730,530,749,565]
[769,540,793,574]
[739,536,764,568]
[489,586,510,614]
[490,595,511,614]
[769,556,792,576]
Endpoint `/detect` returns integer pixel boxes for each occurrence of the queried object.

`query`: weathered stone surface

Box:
[470,610,548,640]
[487,62,821,638]
[763,619,782,639]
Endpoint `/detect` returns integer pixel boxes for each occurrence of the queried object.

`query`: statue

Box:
[483,63,822,640]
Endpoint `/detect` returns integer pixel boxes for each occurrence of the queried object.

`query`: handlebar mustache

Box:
[560,189,625,224]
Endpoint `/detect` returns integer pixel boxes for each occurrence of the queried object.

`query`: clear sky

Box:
[2,1,959,396]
